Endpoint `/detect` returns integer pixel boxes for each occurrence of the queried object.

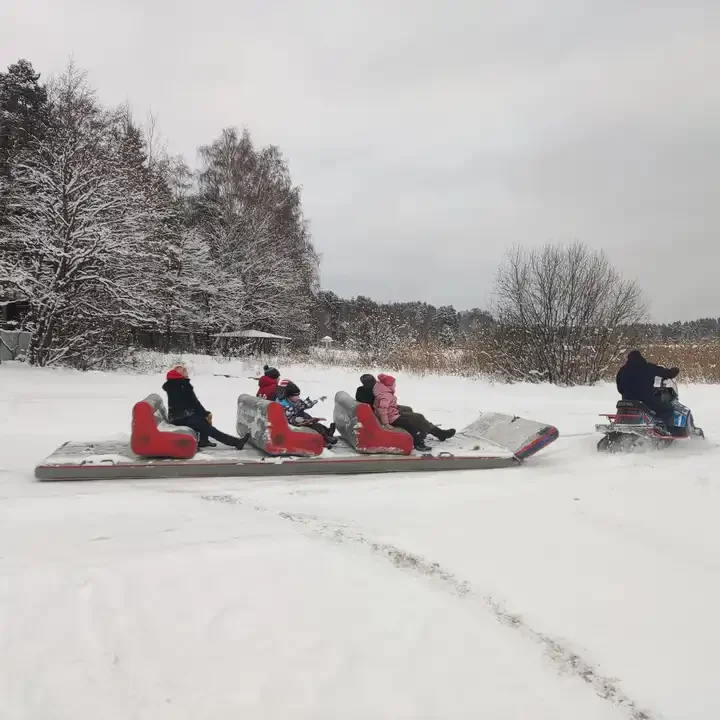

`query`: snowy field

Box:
[2,358,720,720]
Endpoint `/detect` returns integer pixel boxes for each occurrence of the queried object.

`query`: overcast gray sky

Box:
[2,0,719,321]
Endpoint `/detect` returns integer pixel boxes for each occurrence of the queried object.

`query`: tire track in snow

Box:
[200,493,654,720]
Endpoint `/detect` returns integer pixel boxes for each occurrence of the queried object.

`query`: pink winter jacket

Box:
[373,381,400,426]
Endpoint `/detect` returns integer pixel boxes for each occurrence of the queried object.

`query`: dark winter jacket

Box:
[616,351,679,405]
[355,374,376,405]
[257,375,279,400]
[162,378,209,422]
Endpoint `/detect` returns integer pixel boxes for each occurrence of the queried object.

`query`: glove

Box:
[319,396,327,402]
[206,412,213,425]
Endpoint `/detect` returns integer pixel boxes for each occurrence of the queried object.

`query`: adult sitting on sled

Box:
[355,374,377,406]
[361,373,455,444]
[279,381,337,447]
[162,365,250,449]
[616,350,679,424]
[373,374,455,451]
[257,366,281,400]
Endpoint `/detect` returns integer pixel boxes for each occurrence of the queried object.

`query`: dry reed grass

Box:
[308,340,720,384]
[631,342,720,383]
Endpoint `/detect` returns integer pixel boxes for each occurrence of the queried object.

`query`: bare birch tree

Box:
[491,242,646,385]
[193,128,319,338]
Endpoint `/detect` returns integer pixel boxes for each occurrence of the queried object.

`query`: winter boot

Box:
[431,426,456,442]
[234,433,251,450]
[327,423,336,437]
[413,431,431,451]
[199,440,218,449]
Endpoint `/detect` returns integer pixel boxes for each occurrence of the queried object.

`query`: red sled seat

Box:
[130,393,198,459]
[236,394,324,457]
[333,391,413,455]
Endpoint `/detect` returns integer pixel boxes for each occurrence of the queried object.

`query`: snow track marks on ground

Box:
[200,492,655,720]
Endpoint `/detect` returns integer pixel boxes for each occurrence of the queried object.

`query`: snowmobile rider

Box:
[162,364,250,450]
[372,374,455,451]
[359,373,455,444]
[279,381,337,447]
[257,365,281,400]
[616,350,679,420]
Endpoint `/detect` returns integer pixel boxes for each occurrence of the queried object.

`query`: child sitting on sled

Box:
[279,381,337,447]
[256,365,281,400]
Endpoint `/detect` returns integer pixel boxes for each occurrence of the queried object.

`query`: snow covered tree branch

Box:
[192,128,319,341]
[0,63,177,366]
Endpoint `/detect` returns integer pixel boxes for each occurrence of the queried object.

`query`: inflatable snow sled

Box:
[595,378,704,452]
[34,391,559,481]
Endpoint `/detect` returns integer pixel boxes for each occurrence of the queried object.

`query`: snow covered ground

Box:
[2,358,720,719]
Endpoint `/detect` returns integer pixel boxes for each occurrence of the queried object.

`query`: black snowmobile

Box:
[596,377,704,452]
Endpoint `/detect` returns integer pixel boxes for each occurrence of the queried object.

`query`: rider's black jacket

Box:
[616,351,679,409]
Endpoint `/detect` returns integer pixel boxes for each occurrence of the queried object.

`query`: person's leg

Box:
[205,423,250,448]
[401,411,433,434]
[306,421,337,444]
[392,416,428,449]
[401,411,456,441]
[182,414,248,449]
[173,416,209,446]
[645,399,673,429]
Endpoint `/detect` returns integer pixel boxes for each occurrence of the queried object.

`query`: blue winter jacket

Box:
[279,397,319,425]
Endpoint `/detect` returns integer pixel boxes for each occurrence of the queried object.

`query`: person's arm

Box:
[375,396,391,425]
[188,383,209,416]
[648,363,680,380]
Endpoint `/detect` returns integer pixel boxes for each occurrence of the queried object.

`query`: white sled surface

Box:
[33,409,560,481]
[34,432,516,481]
[461,412,559,459]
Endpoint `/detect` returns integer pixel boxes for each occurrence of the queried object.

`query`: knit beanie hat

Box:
[166,364,187,380]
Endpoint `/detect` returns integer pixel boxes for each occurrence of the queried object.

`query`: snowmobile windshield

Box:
[654,377,678,403]
[661,377,678,393]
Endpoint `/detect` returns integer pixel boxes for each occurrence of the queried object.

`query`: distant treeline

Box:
[315,291,720,347]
